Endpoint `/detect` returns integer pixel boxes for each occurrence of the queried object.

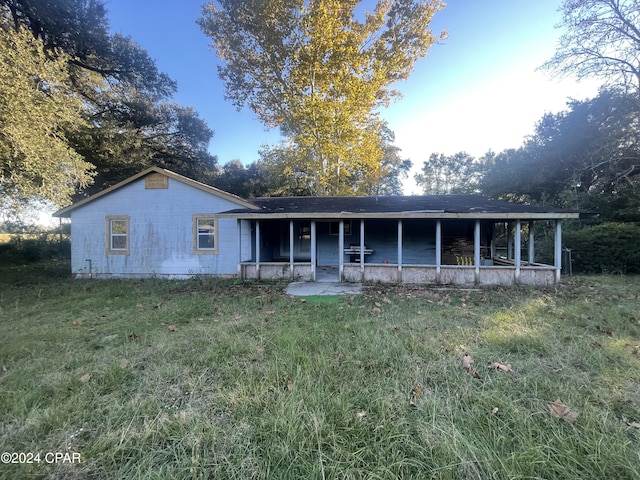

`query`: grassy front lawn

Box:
[1,263,639,479]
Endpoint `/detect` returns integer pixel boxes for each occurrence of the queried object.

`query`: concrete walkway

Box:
[285,281,363,296]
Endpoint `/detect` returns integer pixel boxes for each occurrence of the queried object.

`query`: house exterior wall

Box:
[69,177,246,278]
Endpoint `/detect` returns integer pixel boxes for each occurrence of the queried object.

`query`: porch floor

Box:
[316,266,339,282]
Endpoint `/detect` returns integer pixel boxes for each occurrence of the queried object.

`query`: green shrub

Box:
[0,235,70,264]
[563,222,640,274]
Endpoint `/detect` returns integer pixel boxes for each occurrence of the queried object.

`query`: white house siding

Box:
[68,177,244,278]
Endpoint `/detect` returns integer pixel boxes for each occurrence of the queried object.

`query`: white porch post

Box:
[255,220,261,280]
[360,219,365,281]
[436,220,442,283]
[554,220,562,284]
[515,219,522,282]
[397,219,403,283]
[474,220,481,283]
[289,220,295,280]
[237,219,242,278]
[311,221,317,282]
[339,220,344,282]
[529,221,535,264]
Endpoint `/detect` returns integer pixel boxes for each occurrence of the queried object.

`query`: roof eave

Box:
[218,212,580,220]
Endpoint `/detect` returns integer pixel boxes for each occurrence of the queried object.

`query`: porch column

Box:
[474,220,481,284]
[397,219,403,283]
[237,219,242,279]
[311,221,317,281]
[289,220,295,280]
[255,220,261,280]
[515,219,522,283]
[436,220,442,283]
[360,219,365,281]
[339,220,344,282]
[507,222,513,260]
[554,220,562,284]
[529,221,535,264]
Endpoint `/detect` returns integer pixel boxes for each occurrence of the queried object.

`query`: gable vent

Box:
[145,173,168,189]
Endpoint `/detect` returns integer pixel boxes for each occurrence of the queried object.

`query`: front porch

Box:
[237,218,564,287]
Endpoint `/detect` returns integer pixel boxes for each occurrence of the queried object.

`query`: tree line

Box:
[414,89,640,222]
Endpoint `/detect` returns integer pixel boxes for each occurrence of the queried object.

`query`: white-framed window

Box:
[193,215,218,254]
[106,215,130,254]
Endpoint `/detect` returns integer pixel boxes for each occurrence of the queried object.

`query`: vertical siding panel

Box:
[69,176,246,278]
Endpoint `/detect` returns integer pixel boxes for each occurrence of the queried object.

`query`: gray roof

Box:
[220,195,581,220]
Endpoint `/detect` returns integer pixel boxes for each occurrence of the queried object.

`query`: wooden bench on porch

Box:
[344,244,373,263]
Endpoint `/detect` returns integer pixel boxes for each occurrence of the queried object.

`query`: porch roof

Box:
[219,195,581,220]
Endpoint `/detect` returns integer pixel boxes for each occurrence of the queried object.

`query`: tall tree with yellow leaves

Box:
[199,0,445,195]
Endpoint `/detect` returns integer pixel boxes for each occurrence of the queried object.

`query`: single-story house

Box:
[54,166,580,286]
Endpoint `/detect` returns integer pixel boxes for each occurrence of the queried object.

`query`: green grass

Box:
[299,294,342,304]
[1,262,639,479]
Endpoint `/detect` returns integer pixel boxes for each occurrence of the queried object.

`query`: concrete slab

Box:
[286,282,363,296]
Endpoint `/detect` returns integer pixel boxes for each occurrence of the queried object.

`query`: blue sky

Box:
[106,0,601,193]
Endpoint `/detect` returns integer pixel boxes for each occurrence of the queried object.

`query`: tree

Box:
[540,0,640,94]
[415,152,478,194]
[357,124,412,195]
[199,0,445,195]
[477,90,640,219]
[1,0,219,203]
[2,0,175,100]
[0,25,94,207]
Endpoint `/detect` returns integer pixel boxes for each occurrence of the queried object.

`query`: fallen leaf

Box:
[256,346,265,353]
[128,332,139,342]
[167,324,177,332]
[621,415,640,429]
[491,407,499,415]
[462,354,474,370]
[72,320,82,327]
[79,373,91,383]
[624,343,640,356]
[356,410,367,419]
[549,399,579,424]
[372,307,381,314]
[489,361,513,373]
[596,325,613,336]
[119,358,130,369]
[462,354,482,379]
[409,383,424,407]
[374,302,382,308]
[284,378,293,391]
[265,310,275,315]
